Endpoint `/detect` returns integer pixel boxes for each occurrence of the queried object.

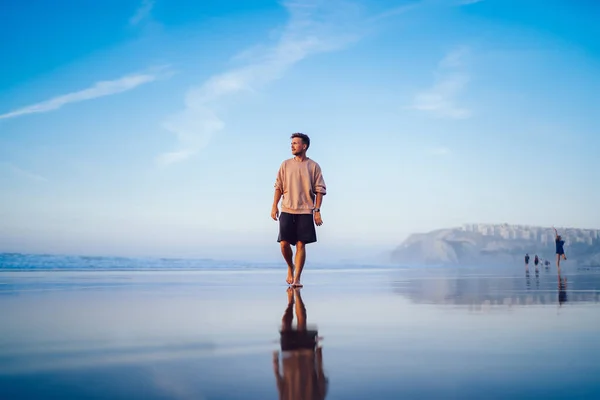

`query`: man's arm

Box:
[312,164,326,226]
[314,192,323,210]
[313,193,324,227]
[272,164,284,220]
[272,188,282,220]
[312,164,326,210]
[273,189,282,208]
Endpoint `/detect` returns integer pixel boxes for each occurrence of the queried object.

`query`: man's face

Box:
[291,138,306,155]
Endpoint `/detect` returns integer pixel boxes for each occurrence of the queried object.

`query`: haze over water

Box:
[1,254,599,399]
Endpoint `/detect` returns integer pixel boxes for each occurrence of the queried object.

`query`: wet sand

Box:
[1,265,599,399]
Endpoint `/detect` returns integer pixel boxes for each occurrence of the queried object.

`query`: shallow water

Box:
[1,264,599,399]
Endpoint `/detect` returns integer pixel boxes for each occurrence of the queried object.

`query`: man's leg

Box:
[292,214,317,287]
[293,241,306,287]
[278,212,297,285]
[281,287,294,331]
[280,241,295,284]
[293,287,307,331]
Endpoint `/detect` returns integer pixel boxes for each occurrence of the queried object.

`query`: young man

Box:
[271,133,326,287]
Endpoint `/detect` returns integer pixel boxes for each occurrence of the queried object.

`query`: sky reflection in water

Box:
[0,266,599,399]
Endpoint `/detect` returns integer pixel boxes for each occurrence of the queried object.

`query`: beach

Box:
[1,259,600,399]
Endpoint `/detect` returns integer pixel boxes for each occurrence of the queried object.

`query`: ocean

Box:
[1,253,599,399]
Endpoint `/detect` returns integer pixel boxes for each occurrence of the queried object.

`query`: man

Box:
[271,133,326,287]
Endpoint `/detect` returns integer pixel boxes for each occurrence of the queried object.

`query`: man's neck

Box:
[293,154,307,161]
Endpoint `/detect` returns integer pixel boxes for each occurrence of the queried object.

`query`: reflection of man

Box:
[272,288,328,400]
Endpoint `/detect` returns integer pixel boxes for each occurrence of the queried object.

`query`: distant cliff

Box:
[390,224,600,267]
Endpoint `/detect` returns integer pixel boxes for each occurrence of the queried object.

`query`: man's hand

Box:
[314,211,323,226]
[271,205,279,221]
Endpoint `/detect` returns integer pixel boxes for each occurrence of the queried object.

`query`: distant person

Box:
[272,133,327,287]
[524,253,530,268]
[534,254,539,268]
[553,227,567,269]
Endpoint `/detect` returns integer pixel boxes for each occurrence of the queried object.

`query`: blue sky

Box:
[1,0,599,261]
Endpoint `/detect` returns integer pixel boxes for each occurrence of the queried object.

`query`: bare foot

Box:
[292,280,303,288]
[286,264,295,285]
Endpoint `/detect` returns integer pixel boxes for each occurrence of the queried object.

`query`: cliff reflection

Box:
[273,288,328,400]
[392,268,600,309]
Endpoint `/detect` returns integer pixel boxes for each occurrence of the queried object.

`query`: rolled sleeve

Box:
[313,165,326,195]
[274,163,284,192]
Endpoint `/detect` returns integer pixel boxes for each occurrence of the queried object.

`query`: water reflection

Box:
[558,270,568,306]
[273,288,328,400]
[392,268,600,308]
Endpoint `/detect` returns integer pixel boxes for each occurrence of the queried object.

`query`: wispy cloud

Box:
[411,46,472,119]
[458,0,484,5]
[156,0,363,166]
[427,147,451,156]
[368,2,421,22]
[0,66,172,120]
[2,162,48,182]
[129,0,155,25]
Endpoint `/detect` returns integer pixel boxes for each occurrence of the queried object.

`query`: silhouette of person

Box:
[553,227,567,269]
[558,270,567,306]
[273,287,328,400]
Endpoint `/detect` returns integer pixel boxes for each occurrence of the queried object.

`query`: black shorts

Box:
[280,329,318,351]
[277,212,317,245]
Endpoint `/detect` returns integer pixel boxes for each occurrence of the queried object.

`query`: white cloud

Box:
[411,46,472,119]
[368,2,421,22]
[129,0,155,25]
[156,0,363,166]
[2,163,48,182]
[428,147,451,156]
[0,66,172,120]
[438,46,469,68]
[459,0,484,5]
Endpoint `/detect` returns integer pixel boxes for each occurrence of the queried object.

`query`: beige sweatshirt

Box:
[274,157,326,215]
